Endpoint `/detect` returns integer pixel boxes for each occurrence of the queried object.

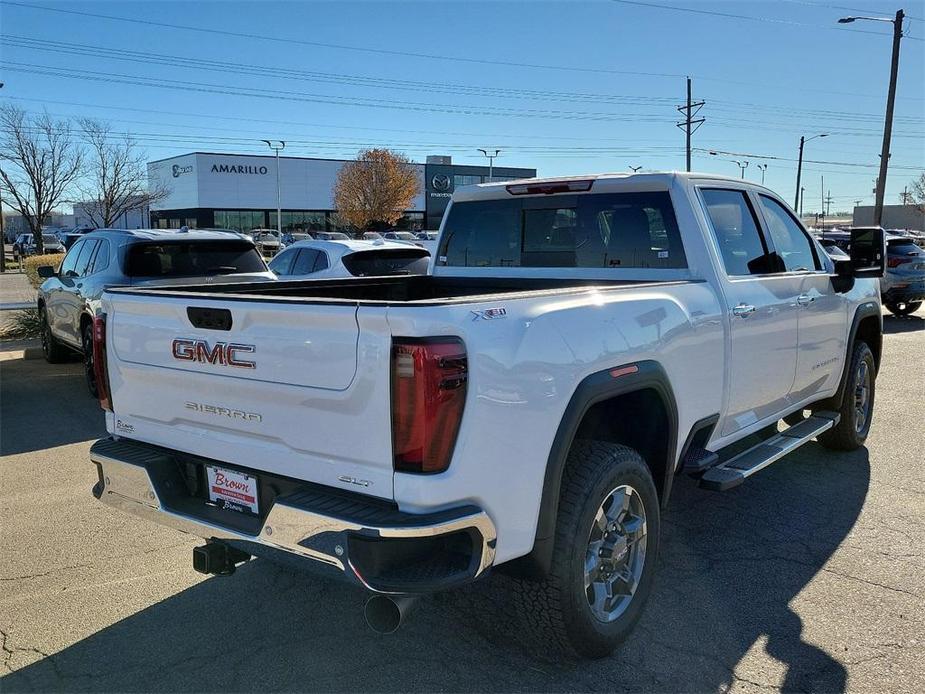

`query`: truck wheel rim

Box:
[584,484,647,623]
[854,361,871,434]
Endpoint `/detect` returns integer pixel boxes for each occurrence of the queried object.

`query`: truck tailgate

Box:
[103,291,395,499]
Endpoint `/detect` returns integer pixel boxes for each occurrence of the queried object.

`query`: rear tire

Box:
[818,341,875,451]
[885,301,921,316]
[512,441,659,659]
[40,307,68,364]
[82,322,99,398]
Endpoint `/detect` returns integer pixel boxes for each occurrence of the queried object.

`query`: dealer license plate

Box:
[206,465,259,515]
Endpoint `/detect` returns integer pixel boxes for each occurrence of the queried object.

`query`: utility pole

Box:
[262,140,285,237]
[820,176,825,230]
[839,10,904,226]
[676,77,705,172]
[825,190,834,216]
[478,149,501,182]
[901,186,910,205]
[794,133,828,209]
[0,186,6,273]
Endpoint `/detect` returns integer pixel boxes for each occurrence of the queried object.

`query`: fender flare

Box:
[509,360,678,578]
[821,301,882,411]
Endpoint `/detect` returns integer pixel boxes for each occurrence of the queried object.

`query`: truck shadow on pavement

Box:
[3,444,869,692]
[0,357,105,457]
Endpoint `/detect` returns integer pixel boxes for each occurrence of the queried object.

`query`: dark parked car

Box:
[36,229,275,395]
[882,237,925,316]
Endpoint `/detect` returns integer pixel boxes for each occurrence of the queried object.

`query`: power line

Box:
[3,1,686,79]
[0,62,679,122]
[608,0,925,40]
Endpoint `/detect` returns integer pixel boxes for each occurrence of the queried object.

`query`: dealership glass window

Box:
[215,210,264,232]
[269,211,328,233]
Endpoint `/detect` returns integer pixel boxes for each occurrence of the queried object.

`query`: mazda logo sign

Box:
[431,174,451,192]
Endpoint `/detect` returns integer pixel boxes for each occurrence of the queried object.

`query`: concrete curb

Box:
[23,347,44,360]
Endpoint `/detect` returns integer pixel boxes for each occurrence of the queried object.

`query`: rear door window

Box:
[291,249,321,275]
[439,191,686,269]
[74,240,99,277]
[125,241,267,277]
[700,189,779,276]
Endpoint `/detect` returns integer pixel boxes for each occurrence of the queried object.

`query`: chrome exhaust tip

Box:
[364,595,418,634]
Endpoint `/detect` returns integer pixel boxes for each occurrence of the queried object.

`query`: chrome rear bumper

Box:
[90,438,496,593]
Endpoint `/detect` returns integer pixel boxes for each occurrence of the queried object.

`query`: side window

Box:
[268,248,296,275]
[74,240,99,277]
[89,239,110,274]
[312,251,329,272]
[757,195,819,272]
[291,249,320,275]
[700,189,778,276]
[59,240,84,277]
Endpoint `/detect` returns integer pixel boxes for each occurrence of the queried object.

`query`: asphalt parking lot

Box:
[1,312,923,693]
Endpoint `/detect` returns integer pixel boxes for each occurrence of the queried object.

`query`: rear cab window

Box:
[438,191,686,269]
[124,240,267,278]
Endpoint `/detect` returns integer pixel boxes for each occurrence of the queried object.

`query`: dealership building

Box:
[147,152,535,233]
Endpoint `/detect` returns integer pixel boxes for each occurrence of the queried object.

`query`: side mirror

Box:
[850,227,885,278]
[37,265,56,278]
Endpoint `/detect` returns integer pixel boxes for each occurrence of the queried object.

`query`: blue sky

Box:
[2,0,923,214]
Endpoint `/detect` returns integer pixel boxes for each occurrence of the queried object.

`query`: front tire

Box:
[513,441,659,659]
[818,341,875,451]
[885,301,921,317]
[82,322,99,398]
[40,307,68,363]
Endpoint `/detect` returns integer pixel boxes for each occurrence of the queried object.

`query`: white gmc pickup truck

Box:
[89,173,885,658]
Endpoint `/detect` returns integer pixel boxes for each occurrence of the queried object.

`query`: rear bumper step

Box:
[90,437,496,593]
[699,411,840,491]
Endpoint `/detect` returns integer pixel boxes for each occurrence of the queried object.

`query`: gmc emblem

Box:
[171,338,256,369]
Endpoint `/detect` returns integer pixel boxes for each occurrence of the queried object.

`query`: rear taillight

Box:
[391,338,467,474]
[887,256,912,268]
[92,315,112,412]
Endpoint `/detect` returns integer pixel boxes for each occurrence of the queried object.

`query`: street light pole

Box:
[838,10,904,226]
[478,148,500,182]
[733,160,749,179]
[756,164,768,184]
[262,139,285,236]
[794,133,828,210]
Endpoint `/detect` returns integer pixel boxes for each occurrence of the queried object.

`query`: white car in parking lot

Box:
[268,239,431,279]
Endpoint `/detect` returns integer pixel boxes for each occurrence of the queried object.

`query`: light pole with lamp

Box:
[795,133,828,210]
[838,10,904,226]
[629,165,643,173]
[755,163,768,184]
[733,160,749,179]
[262,140,286,237]
[478,148,500,182]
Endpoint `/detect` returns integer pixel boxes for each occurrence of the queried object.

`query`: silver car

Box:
[36,229,275,395]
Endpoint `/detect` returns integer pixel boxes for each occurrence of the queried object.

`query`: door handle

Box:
[731,303,757,317]
[796,294,814,306]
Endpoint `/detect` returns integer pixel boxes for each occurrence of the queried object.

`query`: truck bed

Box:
[106,274,686,305]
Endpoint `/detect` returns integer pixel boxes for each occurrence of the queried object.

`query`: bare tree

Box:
[77,119,167,228]
[0,105,82,254]
[909,173,925,214]
[333,149,421,231]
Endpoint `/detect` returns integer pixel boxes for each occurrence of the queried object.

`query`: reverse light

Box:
[92,315,112,412]
[391,338,467,474]
[506,179,594,195]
